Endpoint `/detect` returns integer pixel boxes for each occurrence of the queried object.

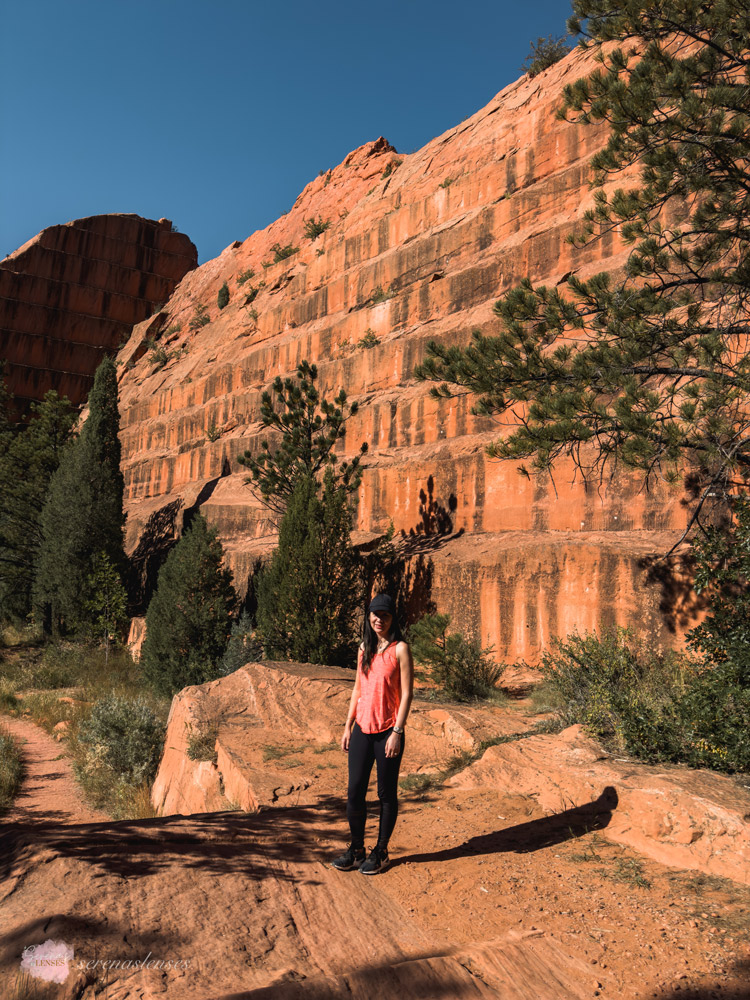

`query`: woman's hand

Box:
[341,723,352,752]
[385,731,402,758]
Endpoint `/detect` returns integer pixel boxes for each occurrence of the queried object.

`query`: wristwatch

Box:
[393,725,404,735]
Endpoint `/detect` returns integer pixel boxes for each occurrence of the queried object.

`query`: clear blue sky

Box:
[1,0,574,264]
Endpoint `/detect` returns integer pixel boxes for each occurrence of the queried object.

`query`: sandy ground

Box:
[1,713,749,1000]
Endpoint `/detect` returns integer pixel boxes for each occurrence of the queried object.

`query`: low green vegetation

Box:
[265,243,299,266]
[381,158,403,179]
[303,216,330,240]
[206,422,220,442]
[1,640,169,820]
[0,724,24,814]
[217,282,230,309]
[408,612,504,701]
[520,34,572,78]
[237,268,255,285]
[370,284,395,305]
[358,329,380,349]
[439,176,456,189]
[189,304,210,330]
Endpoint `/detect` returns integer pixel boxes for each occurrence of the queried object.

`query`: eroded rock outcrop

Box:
[151,662,533,816]
[154,665,750,888]
[447,723,750,886]
[114,47,696,661]
[1,214,197,409]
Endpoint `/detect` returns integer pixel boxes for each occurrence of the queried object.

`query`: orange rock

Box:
[446,724,750,885]
[151,662,533,816]
[0,214,196,410]
[95,46,700,662]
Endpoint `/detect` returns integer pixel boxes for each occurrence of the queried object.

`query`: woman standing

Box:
[331,593,414,874]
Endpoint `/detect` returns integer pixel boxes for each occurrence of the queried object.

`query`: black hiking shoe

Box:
[330,844,366,871]
[359,845,389,875]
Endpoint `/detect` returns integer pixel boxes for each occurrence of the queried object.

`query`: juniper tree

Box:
[415,0,750,545]
[255,471,360,665]
[34,356,126,632]
[141,513,237,696]
[0,390,76,621]
[238,359,367,515]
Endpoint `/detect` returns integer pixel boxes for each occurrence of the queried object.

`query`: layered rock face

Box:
[1,214,197,409]
[116,48,695,662]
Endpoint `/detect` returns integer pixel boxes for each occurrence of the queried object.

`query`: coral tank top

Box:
[356,642,401,734]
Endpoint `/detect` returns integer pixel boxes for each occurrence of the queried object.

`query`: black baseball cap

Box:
[368,594,396,617]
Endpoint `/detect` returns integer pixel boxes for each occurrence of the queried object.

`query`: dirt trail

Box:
[0,714,109,826]
[1,713,750,1000]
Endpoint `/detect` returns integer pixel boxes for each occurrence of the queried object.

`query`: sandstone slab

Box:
[151,662,534,817]
[446,724,750,885]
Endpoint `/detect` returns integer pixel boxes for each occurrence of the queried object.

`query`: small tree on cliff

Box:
[238,360,367,516]
[255,472,360,665]
[415,0,750,547]
[141,513,237,696]
[0,390,77,622]
[34,356,126,632]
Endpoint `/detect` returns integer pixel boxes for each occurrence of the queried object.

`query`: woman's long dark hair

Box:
[361,607,405,675]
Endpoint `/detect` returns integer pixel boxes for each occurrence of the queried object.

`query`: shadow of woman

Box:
[395,786,619,866]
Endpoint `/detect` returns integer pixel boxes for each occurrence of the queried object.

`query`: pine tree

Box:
[256,471,360,665]
[415,1,750,543]
[83,551,129,663]
[34,356,125,632]
[141,513,237,696]
[238,360,366,515]
[0,391,76,621]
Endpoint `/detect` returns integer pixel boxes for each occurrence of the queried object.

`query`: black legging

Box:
[347,721,405,849]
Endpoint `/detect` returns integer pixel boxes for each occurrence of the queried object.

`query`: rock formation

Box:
[113,46,696,662]
[1,214,197,409]
[153,662,750,887]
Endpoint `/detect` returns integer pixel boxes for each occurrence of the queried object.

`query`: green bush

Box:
[141,514,237,696]
[540,628,695,743]
[189,304,210,330]
[303,216,330,241]
[217,611,264,675]
[381,158,403,179]
[520,34,572,78]
[269,243,299,264]
[217,282,230,309]
[0,724,24,813]
[408,612,503,701]
[237,268,255,285]
[358,329,380,349]
[74,694,164,786]
[541,628,750,773]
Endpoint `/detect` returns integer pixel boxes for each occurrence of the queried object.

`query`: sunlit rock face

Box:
[115,47,696,663]
[0,214,197,409]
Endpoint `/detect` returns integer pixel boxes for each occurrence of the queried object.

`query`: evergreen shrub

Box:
[408,612,503,701]
[217,611,264,675]
[141,514,237,696]
[520,34,572,77]
[255,472,360,666]
[217,282,230,309]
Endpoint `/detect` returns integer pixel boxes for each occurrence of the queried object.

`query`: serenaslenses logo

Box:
[21,940,74,983]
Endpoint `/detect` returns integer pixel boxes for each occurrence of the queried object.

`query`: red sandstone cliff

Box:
[114,48,696,663]
[0,214,197,408]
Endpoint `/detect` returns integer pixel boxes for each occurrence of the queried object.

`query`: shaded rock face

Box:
[1,214,197,409]
[116,48,696,661]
